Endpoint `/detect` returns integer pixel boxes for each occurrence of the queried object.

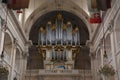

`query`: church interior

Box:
[0,0,120,80]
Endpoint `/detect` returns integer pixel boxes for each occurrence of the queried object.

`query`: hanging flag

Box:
[91,0,97,9]
[7,0,29,10]
[96,0,111,11]
[2,0,8,3]
[16,10,22,13]
[90,0,111,11]
[94,13,101,18]
[89,13,102,23]
[106,0,111,9]
[2,0,29,10]
[7,0,22,9]
[2,0,13,4]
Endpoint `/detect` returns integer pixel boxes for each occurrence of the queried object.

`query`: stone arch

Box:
[24,0,92,40]
[4,31,13,64]
[28,11,90,70]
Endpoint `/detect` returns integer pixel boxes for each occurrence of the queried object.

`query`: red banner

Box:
[90,13,102,23]
[16,10,22,13]
[7,0,29,10]
[90,18,101,23]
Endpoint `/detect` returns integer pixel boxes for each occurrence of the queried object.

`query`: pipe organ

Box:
[38,14,80,70]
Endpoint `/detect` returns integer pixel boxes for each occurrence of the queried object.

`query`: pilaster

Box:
[0,19,7,56]
[21,51,29,80]
[10,38,17,80]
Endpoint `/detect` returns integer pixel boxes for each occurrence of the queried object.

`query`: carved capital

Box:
[22,51,29,60]
[89,51,96,60]
[108,20,114,32]
[25,40,33,47]
[13,38,18,47]
[86,40,92,48]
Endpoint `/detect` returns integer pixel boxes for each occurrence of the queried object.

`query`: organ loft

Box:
[38,14,80,70]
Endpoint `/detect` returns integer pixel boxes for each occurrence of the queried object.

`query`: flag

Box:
[89,13,102,23]
[16,10,22,13]
[91,0,97,9]
[107,0,111,9]
[96,0,111,11]
[2,0,30,10]
[2,0,12,4]
[2,0,8,3]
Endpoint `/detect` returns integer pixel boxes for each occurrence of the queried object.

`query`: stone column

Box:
[0,19,7,56]
[21,52,28,80]
[110,32,117,69]
[100,44,104,66]
[100,43,106,80]
[19,52,23,80]
[10,38,17,80]
[109,27,119,80]
[86,41,97,80]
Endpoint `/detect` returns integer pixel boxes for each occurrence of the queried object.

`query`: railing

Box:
[26,69,92,76]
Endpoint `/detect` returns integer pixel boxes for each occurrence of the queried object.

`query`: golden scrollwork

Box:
[72,46,80,60]
[75,27,79,32]
[54,45,64,51]
[47,21,52,25]
[57,13,63,20]
[52,24,56,30]
[39,27,44,32]
[72,30,76,35]
[37,46,46,60]
[75,46,80,53]
[62,24,67,30]
[43,29,47,35]
[66,45,72,50]
[42,50,46,60]
[72,50,77,60]
[46,45,52,50]
[67,21,71,25]
[39,27,46,35]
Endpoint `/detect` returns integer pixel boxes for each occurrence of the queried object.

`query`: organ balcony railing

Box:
[26,69,92,76]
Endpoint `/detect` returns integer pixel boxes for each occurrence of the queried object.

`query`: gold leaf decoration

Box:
[54,45,64,51]
[62,24,67,30]
[72,30,76,35]
[47,21,52,25]
[75,27,79,32]
[57,13,62,20]
[52,24,56,30]
[39,27,44,32]
[66,45,72,50]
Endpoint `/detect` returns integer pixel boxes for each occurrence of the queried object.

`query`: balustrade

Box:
[26,69,92,76]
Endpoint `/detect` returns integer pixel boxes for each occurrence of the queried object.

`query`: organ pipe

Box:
[38,14,80,62]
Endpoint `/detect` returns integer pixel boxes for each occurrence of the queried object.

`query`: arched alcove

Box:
[28,11,91,69]
[4,32,13,64]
